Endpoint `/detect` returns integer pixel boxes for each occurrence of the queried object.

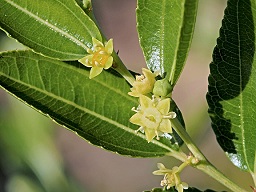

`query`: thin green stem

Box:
[171,118,206,161]
[112,51,135,85]
[171,117,248,192]
[178,160,190,172]
[166,150,187,162]
[196,162,247,192]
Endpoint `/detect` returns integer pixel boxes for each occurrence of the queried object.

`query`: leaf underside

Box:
[0,50,179,157]
[207,0,256,172]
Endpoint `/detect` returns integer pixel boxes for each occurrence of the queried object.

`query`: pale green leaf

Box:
[207,0,256,174]
[0,0,101,60]
[0,50,179,157]
[136,0,198,85]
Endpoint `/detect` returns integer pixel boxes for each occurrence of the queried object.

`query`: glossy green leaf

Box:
[136,0,198,85]
[0,0,101,60]
[0,50,179,157]
[207,0,256,173]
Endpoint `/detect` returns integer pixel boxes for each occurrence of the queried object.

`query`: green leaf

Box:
[0,50,179,157]
[144,187,216,192]
[136,0,198,85]
[207,0,256,173]
[0,0,101,60]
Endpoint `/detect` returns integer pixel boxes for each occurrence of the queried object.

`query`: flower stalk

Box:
[153,163,189,192]
[111,51,135,85]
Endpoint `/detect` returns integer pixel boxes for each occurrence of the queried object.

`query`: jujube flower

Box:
[79,37,113,79]
[128,68,157,97]
[153,163,188,192]
[129,95,176,142]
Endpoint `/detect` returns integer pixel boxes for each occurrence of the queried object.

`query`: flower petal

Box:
[157,163,166,170]
[128,68,156,97]
[78,55,93,67]
[152,170,165,175]
[156,98,170,114]
[153,163,173,176]
[92,37,103,47]
[159,119,172,133]
[142,68,156,85]
[105,39,113,54]
[89,67,103,79]
[129,113,143,126]
[128,88,140,97]
[104,56,113,69]
[144,127,156,142]
[139,95,152,109]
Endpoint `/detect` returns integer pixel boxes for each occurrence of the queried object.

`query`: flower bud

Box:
[153,78,172,97]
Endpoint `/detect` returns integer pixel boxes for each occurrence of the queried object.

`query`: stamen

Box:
[155,130,160,140]
[131,107,139,112]
[136,75,145,81]
[163,112,177,119]
[95,61,99,66]
[135,126,144,134]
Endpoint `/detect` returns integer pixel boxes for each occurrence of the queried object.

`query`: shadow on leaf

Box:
[207,0,254,153]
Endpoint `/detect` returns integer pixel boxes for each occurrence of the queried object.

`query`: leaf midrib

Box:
[168,1,185,84]
[236,0,250,170]
[6,52,135,102]
[4,0,89,50]
[0,71,173,153]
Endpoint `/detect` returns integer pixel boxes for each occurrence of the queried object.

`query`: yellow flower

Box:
[129,95,176,142]
[79,37,113,79]
[153,163,188,192]
[128,68,157,97]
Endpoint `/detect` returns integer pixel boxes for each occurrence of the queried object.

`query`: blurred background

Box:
[0,0,254,191]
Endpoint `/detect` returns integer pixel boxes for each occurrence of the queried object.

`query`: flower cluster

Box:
[153,163,188,192]
[128,68,176,142]
[79,37,113,79]
[130,95,176,142]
